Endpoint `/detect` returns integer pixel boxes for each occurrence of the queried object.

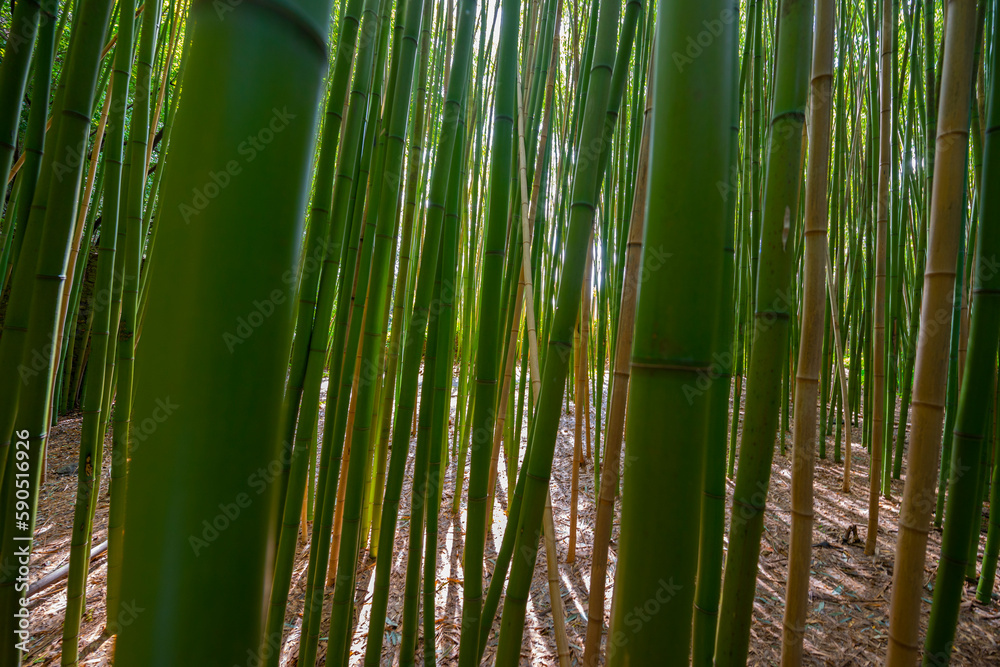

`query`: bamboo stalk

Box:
[568,239,593,565]
[107,0,337,659]
[922,3,1000,655]
[145,0,184,169]
[581,54,651,665]
[511,63,571,665]
[715,0,813,662]
[826,258,852,494]
[864,0,893,557]
[885,1,980,663]
[780,0,835,661]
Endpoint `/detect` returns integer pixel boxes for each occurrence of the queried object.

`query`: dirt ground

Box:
[22,377,1000,665]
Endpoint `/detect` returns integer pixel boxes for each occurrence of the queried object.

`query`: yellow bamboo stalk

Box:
[6,119,51,183]
[780,0,835,661]
[885,1,980,663]
[299,482,309,544]
[583,327,592,460]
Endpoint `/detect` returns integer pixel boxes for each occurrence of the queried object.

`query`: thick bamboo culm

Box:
[885,1,980,664]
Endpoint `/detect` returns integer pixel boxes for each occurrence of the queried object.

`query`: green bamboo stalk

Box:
[261,0,376,653]
[490,0,633,658]
[976,365,1000,603]
[691,4,742,664]
[296,0,398,654]
[361,0,479,660]
[454,0,520,656]
[273,42,355,524]
[369,0,435,557]
[106,0,162,631]
[713,1,814,664]
[0,0,42,212]
[60,0,133,656]
[729,0,766,478]
[111,0,336,661]
[607,0,735,660]
[0,1,116,663]
[325,0,435,655]
[0,0,59,475]
[421,120,463,667]
[398,267,440,664]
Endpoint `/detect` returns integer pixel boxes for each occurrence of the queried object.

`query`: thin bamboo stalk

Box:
[825,258,853,494]
[864,0,893,557]
[581,56,651,665]
[568,238,593,565]
[780,0,835,661]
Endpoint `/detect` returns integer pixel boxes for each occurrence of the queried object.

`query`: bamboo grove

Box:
[0,0,998,664]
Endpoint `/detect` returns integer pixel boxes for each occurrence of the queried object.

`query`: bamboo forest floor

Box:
[22,374,1000,666]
